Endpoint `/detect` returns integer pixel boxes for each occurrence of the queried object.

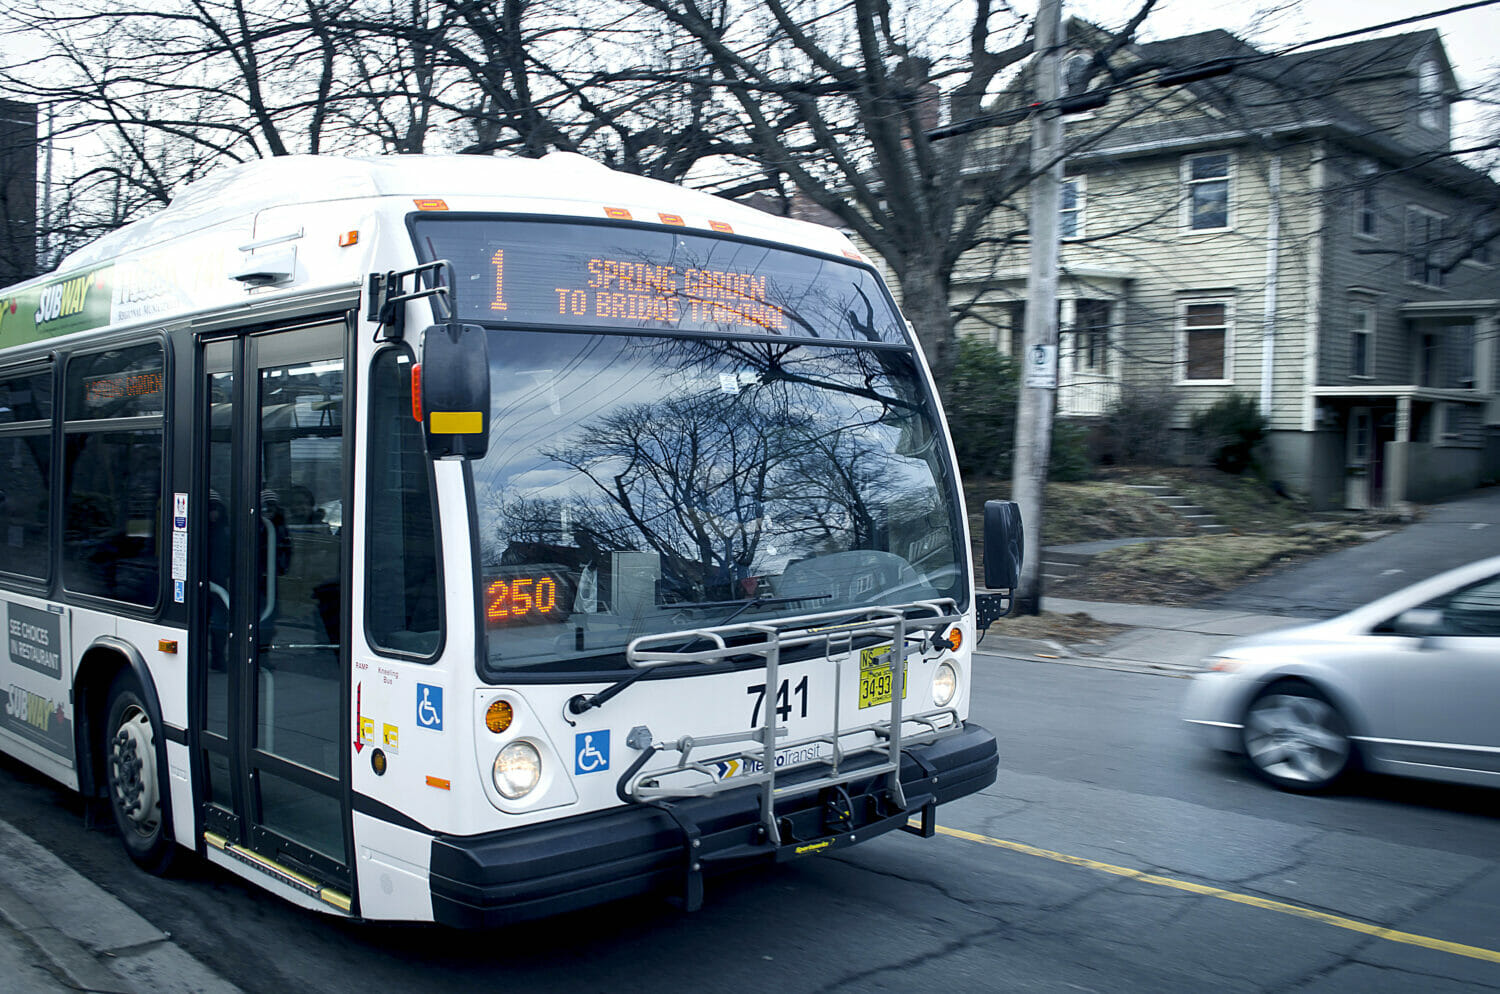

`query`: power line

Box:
[933,0,1500,141]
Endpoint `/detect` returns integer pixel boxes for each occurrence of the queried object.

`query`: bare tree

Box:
[632,0,1159,382]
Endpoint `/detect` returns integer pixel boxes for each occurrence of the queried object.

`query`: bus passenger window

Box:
[0,368,54,582]
[61,344,165,606]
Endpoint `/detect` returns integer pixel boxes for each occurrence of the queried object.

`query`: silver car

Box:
[1182,555,1500,792]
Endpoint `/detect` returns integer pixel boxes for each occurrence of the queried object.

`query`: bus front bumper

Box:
[428,721,998,927]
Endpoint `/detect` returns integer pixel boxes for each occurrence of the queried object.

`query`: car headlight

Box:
[932,661,959,707]
[493,741,542,798]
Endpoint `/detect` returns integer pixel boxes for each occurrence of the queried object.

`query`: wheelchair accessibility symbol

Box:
[416,684,443,731]
[575,730,609,774]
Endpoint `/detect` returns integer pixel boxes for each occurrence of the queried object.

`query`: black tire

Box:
[104,669,177,874]
[1241,681,1353,793]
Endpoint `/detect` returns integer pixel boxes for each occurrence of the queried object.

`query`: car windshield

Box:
[467,330,964,674]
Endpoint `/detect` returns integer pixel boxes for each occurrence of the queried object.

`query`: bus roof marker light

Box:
[658,213,685,226]
[708,220,733,233]
[339,231,358,247]
[413,198,448,211]
[604,206,632,220]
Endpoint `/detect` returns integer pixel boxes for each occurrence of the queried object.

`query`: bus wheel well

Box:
[75,646,133,799]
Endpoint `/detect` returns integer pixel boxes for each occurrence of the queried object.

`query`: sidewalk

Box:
[0,817,241,994]
[976,595,1315,675]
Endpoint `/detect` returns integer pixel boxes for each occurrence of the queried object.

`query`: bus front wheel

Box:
[104,670,177,874]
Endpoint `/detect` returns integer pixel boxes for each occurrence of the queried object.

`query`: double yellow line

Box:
[933,824,1500,965]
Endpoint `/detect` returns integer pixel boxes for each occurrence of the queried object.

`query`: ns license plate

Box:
[858,645,907,709]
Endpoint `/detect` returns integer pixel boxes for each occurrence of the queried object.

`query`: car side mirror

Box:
[1390,607,1443,642]
[420,323,490,459]
[977,500,1023,631]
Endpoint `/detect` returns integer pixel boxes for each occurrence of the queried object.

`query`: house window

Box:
[1350,307,1373,378]
[1348,408,1371,464]
[1179,299,1232,382]
[1060,177,1084,240]
[1184,153,1231,231]
[1074,299,1111,373]
[1406,207,1446,287]
[1455,324,1475,386]
[1003,300,1026,362]
[1418,59,1442,130]
[1355,160,1378,238]
[1472,218,1492,266]
[1418,325,1475,388]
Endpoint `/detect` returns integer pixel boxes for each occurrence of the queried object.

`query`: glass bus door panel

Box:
[197,322,350,884]
[201,347,236,812]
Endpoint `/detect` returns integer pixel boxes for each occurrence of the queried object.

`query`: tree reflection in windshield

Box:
[475,331,960,672]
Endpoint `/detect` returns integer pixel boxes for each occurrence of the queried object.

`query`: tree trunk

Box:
[895,256,955,385]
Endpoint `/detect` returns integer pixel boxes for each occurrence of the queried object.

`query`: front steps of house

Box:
[1038,482,1228,583]
[1122,484,1229,534]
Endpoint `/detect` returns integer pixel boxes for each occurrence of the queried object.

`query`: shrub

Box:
[1049,420,1092,481]
[944,337,1019,477]
[1190,393,1267,474]
[1099,380,1178,465]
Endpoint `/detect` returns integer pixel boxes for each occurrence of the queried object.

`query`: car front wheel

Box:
[1241,682,1353,792]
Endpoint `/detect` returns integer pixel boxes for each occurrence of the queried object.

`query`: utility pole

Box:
[1011,0,1063,616]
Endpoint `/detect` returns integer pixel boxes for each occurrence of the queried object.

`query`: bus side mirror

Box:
[977,500,1023,631]
[983,499,1023,589]
[420,323,490,459]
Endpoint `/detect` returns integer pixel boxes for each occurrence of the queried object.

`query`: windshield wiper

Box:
[566,594,830,717]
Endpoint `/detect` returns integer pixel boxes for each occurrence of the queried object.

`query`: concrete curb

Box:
[0,818,242,994]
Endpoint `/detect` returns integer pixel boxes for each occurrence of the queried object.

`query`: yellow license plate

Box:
[858,645,907,709]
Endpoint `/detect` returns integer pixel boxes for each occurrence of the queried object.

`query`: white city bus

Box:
[0,154,1018,925]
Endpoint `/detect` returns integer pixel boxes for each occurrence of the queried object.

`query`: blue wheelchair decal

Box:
[416,684,443,730]
[575,730,609,774]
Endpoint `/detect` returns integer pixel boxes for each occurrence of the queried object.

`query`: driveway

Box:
[1202,486,1500,618]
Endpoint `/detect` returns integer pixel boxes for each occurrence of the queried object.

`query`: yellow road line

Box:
[931,824,1500,965]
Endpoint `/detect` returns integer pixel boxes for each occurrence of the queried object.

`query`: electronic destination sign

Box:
[411,217,904,343]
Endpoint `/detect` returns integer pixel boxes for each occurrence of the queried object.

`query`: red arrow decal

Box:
[354,682,364,753]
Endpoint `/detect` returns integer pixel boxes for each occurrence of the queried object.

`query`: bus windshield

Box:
[468,330,964,674]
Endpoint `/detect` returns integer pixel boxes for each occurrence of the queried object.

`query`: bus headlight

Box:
[493,741,542,799]
[931,661,959,707]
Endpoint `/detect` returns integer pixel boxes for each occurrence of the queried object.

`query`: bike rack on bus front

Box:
[616,599,964,896]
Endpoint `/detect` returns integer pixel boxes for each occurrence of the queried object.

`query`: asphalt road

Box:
[3,654,1497,993]
[1203,487,1500,618]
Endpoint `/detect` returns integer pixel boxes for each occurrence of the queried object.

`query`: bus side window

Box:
[366,349,441,657]
[0,367,54,584]
[61,344,166,606]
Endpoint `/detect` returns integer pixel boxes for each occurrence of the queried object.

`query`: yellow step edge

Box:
[203,831,352,914]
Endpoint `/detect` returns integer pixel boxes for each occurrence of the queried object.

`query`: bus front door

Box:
[198,319,352,898]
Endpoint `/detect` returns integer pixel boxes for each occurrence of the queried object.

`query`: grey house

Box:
[954,26,1500,509]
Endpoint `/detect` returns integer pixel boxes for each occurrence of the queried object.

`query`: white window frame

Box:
[1418,59,1443,131]
[1176,296,1234,384]
[1072,298,1111,374]
[1181,152,1233,233]
[1354,160,1379,240]
[1350,305,1374,379]
[1463,217,1493,268]
[1060,176,1085,241]
[1405,205,1448,289]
